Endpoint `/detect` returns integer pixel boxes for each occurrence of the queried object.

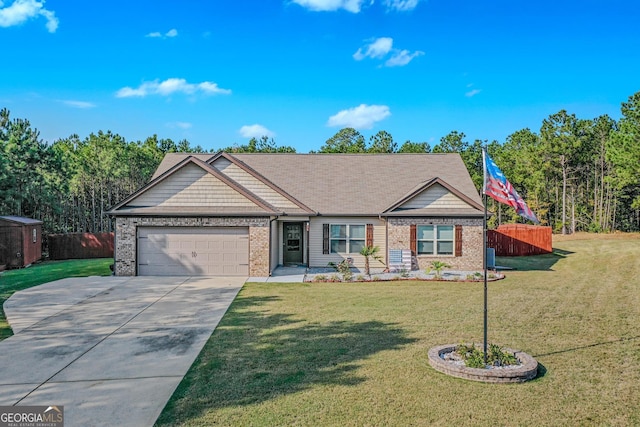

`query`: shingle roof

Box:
[0,216,43,225]
[146,152,483,216]
[232,153,483,215]
[151,153,213,180]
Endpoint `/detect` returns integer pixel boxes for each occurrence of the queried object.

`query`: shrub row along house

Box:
[107,152,485,276]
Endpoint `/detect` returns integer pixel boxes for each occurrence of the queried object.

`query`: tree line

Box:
[1,90,639,235]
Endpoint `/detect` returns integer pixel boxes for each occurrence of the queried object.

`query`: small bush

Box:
[329,260,354,281]
[428,261,452,279]
[466,272,483,281]
[356,274,366,281]
[455,343,519,368]
[313,274,327,282]
[330,274,341,282]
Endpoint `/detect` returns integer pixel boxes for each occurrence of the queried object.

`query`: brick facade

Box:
[114,216,270,276]
[387,217,483,271]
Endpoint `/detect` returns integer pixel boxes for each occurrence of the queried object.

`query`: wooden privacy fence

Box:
[487,224,552,256]
[48,232,114,260]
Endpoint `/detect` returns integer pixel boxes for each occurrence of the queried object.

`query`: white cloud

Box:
[353,37,422,67]
[327,104,390,129]
[239,124,275,138]
[116,78,231,98]
[353,37,393,60]
[383,0,421,11]
[465,89,481,97]
[146,28,178,38]
[198,81,231,95]
[167,121,192,129]
[0,0,58,32]
[291,0,367,13]
[61,100,96,109]
[385,49,424,67]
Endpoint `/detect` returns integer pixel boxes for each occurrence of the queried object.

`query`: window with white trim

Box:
[330,224,365,254]
[417,225,454,255]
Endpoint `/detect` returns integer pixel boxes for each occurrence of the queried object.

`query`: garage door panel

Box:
[195,241,209,251]
[137,227,249,276]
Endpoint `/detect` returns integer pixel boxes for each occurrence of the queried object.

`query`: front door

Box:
[283,223,303,265]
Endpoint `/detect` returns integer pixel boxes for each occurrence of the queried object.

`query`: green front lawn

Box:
[157,234,640,426]
[0,258,113,340]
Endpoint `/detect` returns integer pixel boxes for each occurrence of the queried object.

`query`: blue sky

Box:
[2,0,639,152]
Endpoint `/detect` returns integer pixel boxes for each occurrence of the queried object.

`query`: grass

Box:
[0,258,113,340]
[156,233,640,426]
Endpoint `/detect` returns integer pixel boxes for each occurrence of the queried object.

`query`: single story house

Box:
[107,152,485,276]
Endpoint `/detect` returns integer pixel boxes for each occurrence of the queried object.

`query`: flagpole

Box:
[483,190,488,365]
[481,147,538,366]
[482,147,488,365]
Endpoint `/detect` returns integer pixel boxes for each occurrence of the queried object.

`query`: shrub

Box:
[329,259,353,281]
[455,343,519,368]
[428,261,452,279]
[313,274,327,282]
[466,272,483,281]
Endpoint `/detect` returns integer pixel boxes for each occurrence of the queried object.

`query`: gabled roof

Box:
[150,153,213,180]
[108,155,281,216]
[230,153,483,216]
[112,152,484,217]
[383,177,484,215]
[208,152,315,214]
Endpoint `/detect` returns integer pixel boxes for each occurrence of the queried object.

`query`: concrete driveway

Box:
[0,276,246,427]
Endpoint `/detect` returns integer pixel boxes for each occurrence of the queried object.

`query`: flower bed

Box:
[428,344,538,383]
[304,268,504,283]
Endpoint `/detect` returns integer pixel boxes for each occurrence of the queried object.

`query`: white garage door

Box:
[137,227,249,276]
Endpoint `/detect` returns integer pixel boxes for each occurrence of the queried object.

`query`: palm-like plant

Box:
[360,245,383,276]
[428,260,451,279]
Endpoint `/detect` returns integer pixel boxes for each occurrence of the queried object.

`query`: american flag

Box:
[483,149,539,223]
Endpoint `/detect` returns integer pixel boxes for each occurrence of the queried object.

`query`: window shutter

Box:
[366,224,374,246]
[323,224,329,254]
[455,224,462,257]
[410,224,417,254]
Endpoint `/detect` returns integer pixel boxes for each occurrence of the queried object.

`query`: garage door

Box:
[137,227,249,276]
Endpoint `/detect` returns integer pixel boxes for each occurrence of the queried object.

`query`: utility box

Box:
[486,247,496,270]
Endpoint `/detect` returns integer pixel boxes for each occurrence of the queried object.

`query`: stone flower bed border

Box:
[428,344,538,383]
[304,269,505,283]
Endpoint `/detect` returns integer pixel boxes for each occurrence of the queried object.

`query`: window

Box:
[417,225,454,255]
[330,224,365,254]
[33,228,37,243]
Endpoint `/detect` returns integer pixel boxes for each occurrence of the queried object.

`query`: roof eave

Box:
[107,211,281,217]
[381,211,485,218]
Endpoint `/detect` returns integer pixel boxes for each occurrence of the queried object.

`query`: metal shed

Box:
[0,216,43,270]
